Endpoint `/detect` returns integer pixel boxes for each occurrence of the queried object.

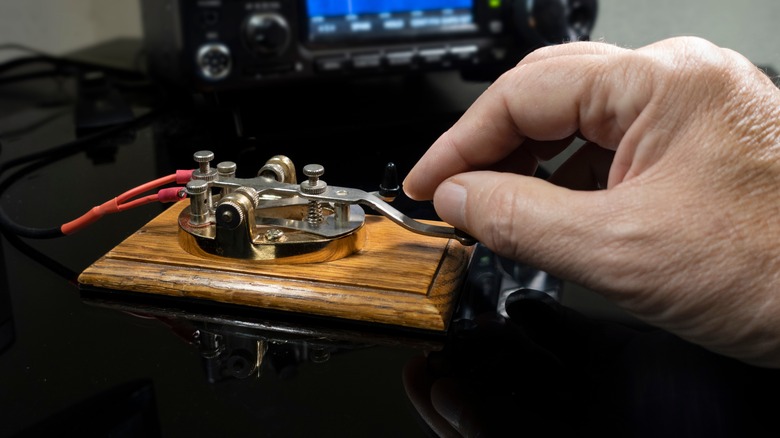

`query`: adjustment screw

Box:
[193,150,218,181]
[186,180,210,225]
[193,150,214,172]
[300,164,327,195]
[217,161,237,178]
[303,163,324,180]
[185,179,209,196]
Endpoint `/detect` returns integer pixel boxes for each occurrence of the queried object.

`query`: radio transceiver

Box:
[140,0,597,91]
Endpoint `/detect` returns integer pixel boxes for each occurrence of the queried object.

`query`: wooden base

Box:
[78,202,474,332]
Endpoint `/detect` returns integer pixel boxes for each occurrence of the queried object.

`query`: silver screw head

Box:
[193,150,215,163]
[300,164,327,195]
[217,161,237,177]
[186,180,209,195]
[303,164,324,179]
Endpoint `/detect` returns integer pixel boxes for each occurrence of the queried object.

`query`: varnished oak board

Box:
[78,202,475,331]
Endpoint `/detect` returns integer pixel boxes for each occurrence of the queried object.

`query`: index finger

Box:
[403,42,637,201]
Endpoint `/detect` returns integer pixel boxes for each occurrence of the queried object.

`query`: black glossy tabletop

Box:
[1,56,779,438]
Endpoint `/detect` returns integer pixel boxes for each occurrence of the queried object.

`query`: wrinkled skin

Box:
[403,37,780,368]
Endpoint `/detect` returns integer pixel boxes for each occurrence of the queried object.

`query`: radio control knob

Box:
[196,43,232,81]
[243,13,291,56]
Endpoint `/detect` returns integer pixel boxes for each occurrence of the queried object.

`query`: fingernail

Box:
[434,181,467,226]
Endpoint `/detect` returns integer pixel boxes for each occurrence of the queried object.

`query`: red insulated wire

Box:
[115,173,178,204]
[60,170,193,235]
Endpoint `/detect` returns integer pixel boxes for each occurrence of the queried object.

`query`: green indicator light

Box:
[489,0,501,8]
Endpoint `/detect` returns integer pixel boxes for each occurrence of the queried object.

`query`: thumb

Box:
[432,170,620,288]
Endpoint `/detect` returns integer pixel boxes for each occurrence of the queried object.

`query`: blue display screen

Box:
[305,0,476,41]
[307,0,474,17]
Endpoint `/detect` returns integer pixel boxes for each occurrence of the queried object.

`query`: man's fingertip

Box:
[433,181,468,227]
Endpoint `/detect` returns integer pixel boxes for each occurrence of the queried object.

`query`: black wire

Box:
[0,43,50,56]
[0,45,165,281]
[0,45,168,239]
[0,56,62,76]
[0,53,149,84]
[0,69,66,86]
[0,148,68,238]
[0,109,160,238]
[0,137,78,283]
[0,108,70,139]
[0,226,78,284]
[0,49,167,123]
[0,40,157,90]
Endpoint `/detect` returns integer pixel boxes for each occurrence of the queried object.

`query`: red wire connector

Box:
[60,169,194,235]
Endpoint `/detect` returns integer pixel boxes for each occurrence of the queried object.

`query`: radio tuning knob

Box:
[243,13,291,56]
[196,43,232,81]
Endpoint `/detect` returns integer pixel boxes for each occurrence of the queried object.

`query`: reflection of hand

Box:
[403,308,570,437]
[402,289,631,437]
[403,37,780,367]
[403,290,779,437]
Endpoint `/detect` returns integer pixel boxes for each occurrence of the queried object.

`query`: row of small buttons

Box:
[314,45,481,73]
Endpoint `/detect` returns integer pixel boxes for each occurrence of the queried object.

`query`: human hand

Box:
[403,37,780,367]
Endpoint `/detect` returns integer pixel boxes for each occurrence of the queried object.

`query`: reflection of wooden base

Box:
[78,202,474,332]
